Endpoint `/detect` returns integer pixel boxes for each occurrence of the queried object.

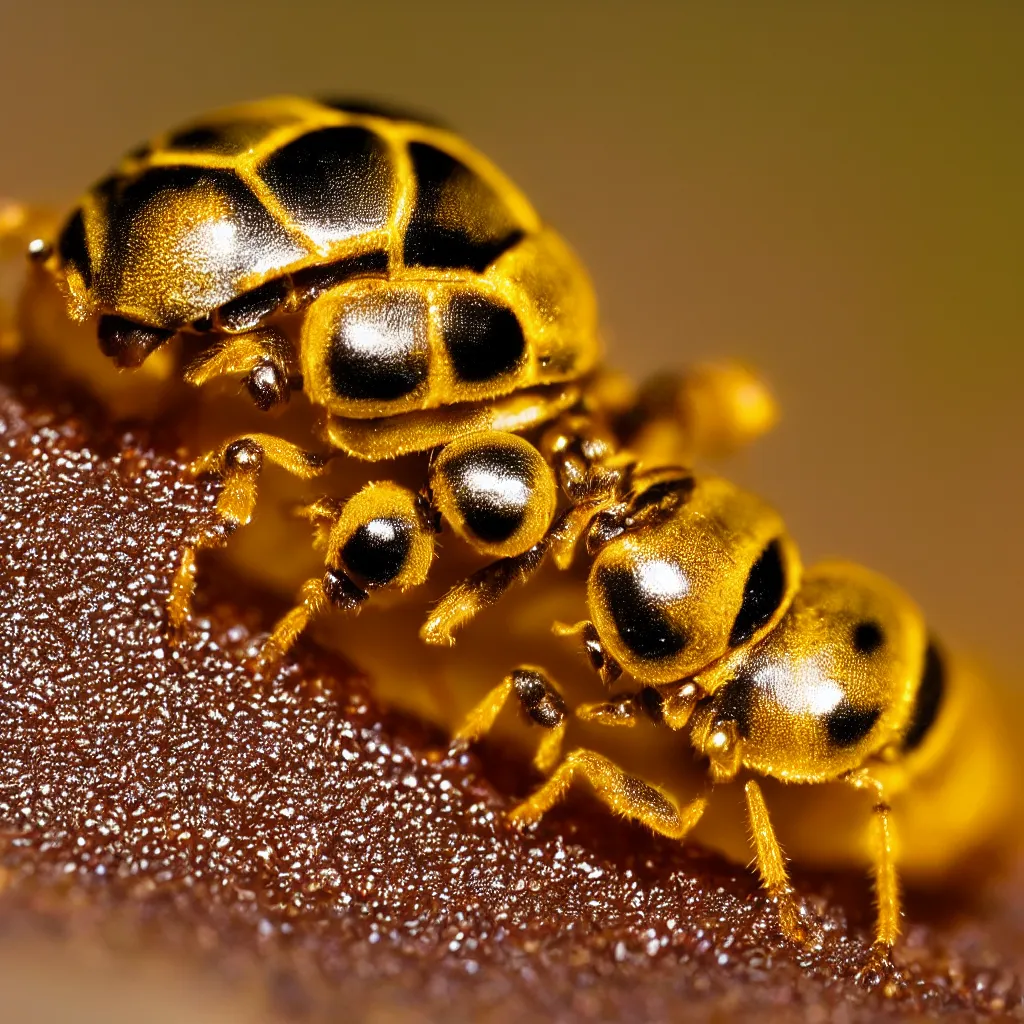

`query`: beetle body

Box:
[43,96,598,456]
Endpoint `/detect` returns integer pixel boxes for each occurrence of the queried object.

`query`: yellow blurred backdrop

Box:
[1,0,1020,684]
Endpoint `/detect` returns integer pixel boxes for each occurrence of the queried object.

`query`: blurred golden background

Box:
[1,0,1020,685]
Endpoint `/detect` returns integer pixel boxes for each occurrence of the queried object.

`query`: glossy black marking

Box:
[729,539,786,647]
[512,669,567,729]
[216,278,289,333]
[258,126,392,246]
[824,702,882,748]
[97,316,173,368]
[166,119,278,156]
[57,209,92,288]
[96,166,305,327]
[713,674,757,740]
[442,293,526,382]
[328,290,429,402]
[597,565,688,662]
[902,641,946,752]
[852,620,885,655]
[323,568,368,611]
[290,250,388,305]
[404,142,523,271]
[319,97,444,127]
[340,515,414,590]
[442,441,536,544]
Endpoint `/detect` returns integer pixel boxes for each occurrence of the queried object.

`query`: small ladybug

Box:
[457,560,1009,970]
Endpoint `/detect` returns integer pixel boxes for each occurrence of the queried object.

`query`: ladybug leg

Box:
[453,666,569,774]
[420,539,548,646]
[183,328,298,411]
[618,362,778,463]
[744,780,811,946]
[168,434,329,635]
[845,770,902,965]
[507,748,708,838]
[254,571,368,671]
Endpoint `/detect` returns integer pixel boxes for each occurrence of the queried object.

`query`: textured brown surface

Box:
[0,374,1022,1022]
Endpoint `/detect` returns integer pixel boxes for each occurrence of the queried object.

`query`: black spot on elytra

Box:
[852,620,885,655]
[902,640,946,752]
[258,126,393,246]
[729,539,787,647]
[824,702,882,748]
[340,515,414,590]
[442,441,535,544]
[57,209,92,289]
[404,142,523,271]
[442,293,526,382]
[327,290,429,402]
[597,565,688,662]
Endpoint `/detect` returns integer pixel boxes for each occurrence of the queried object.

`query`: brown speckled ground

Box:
[0,375,1022,1022]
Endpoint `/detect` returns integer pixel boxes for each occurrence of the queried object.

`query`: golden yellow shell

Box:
[49,96,600,426]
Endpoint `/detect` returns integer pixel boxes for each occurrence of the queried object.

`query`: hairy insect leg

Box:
[546,498,613,569]
[508,749,708,839]
[453,667,568,774]
[183,328,298,411]
[744,780,808,945]
[843,771,902,973]
[420,540,547,646]
[868,800,900,951]
[255,578,328,669]
[254,573,368,670]
[169,434,329,633]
